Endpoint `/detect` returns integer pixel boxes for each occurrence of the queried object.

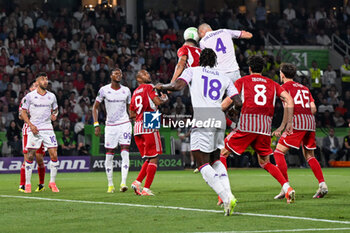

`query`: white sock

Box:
[282,182,290,193]
[212,161,232,196]
[319,181,325,187]
[105,153,114,186]
[49,160,59,183]
[200,164,229,203]
[25,161,34,185]
[120,150,129,185]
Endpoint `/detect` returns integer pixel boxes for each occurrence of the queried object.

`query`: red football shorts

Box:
[134,132,162,158]
[22,134,45,154]
[224,130,273,156]
[279,129,316,150]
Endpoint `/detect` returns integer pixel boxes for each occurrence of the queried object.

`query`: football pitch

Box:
[1,168,350,233]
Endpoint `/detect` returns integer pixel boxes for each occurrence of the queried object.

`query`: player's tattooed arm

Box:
[170,55,187,83]
[155,79,187,92]
[279,91,294,135]
[92,100,101,136]
[21,109,39,135]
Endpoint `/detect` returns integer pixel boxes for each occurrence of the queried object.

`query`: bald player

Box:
[130,70,168,196]
[198,23,252,83]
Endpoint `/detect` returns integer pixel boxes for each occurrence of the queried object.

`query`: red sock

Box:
[220,155,227,169]
[262,162,287,186]
[38,164,45,185]
[274,149,288,182]
[20,162,25,186]
[144,162,157,189]
[307,157,325,183]
[136,160,149,183]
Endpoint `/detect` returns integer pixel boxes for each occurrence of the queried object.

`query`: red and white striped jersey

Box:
[235,74,285,135]
[130,84,158,135]
[282,81,316,131]
[177,44,201,68]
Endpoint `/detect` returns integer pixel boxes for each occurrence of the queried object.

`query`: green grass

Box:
[1,168,350,233]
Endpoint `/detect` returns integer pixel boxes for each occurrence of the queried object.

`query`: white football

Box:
[183,27,199,42]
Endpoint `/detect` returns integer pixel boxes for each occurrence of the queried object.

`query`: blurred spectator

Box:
[316,30,331,45]
[315,7,327,22]
[6,120,21,155]
[309,60,322,90]
[333,111,346,127]
[322,128,340,166]
[283,3,296,21]
[337,130,350,161]
[322,64,337,88]
[255,1,266,29]
[58,128,77,156]
[340,56,350,94]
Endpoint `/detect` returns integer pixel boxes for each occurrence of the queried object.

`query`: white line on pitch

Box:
[195,227,350,233]
[1,195,350,225]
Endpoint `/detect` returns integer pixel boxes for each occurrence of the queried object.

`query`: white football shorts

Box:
[27,130,58,149]
[104,122,132,149]
[190,128,225,153]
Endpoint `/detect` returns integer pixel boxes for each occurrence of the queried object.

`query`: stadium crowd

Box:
[0,2,349,163]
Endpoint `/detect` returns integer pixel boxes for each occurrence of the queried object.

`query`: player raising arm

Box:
[21,72,60,193]
[170,27,201,83]
[272,63,328,199]
[156,48,242,216]
[93,68,132,193]
[129,70,168,196]
[198,23,252,83]
[221,56,296,204]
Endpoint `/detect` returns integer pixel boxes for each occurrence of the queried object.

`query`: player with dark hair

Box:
[272,63,328,199]
[93,68,132,193]
[130,70,169,196]
[156,48,242,216]
[21,72,60,193]
[18,80,46,192]
[221,56,297,204]
[170,27,201,83]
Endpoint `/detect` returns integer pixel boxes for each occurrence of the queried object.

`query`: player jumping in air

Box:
[156,48,242,216]
[130,70,169,196]
[272,63,328,199]
[221,56,296,204]
[18,80,46,192]
[21,72,60,193]
[93,68,132,193]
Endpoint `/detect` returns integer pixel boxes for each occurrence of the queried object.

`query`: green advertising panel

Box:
[271,46,329,70]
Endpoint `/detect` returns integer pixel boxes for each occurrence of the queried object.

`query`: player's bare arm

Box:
[170,55,187,83]
[310,101,317,115]
[92,100,101,136]
[21,109,38,135]
[272,106,288,137]
[240,31,253,39]
[279,91,294,135]
[152,93,169,106]
[156,79,187,92]
[221,95,242,112]
[51,108,58,121]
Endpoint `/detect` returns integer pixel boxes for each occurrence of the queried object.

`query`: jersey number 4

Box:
[215,38,227,54]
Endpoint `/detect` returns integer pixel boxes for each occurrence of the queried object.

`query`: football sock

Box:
[120,150,129,185]
[220,154,227,169]
[38,163,45,185]
[25,160,34,185]
[199,163,229,203]
[136,160,149,183]
[20,162,25,186]
[144,162,157,189]
[274,149,288,181]
[212,160,232,195]
[282,182,291,194]
[261,162,287,186]
[307,157,325,183]
[49,159,59,183]
[105,153,114,186]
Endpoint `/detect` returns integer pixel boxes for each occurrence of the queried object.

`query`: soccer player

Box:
[93,68,132,193]
[156,48,242,216]
[198,23,253,83]
[221,56,296,204]
[170,27,201,83]
[21,72,60,193]
[272,63,328,199]
[129,70,168,196]
[18,80,46,193]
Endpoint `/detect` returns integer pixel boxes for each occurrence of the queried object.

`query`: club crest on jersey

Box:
[143,110,161,129]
